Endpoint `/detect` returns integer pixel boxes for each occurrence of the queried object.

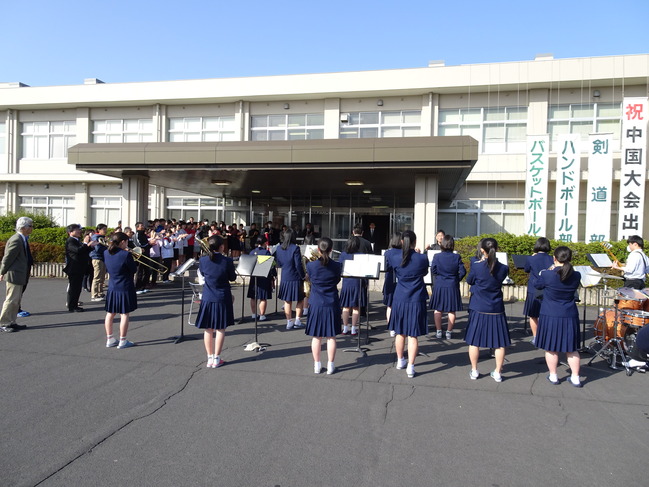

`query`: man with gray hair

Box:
[0,217,34,332]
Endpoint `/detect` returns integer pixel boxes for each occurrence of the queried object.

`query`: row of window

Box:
[6,102,623,159]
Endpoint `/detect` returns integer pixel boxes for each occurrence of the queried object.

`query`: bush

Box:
[0,212,58,233]
[0,241,66,263]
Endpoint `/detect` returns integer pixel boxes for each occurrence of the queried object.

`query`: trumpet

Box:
[127,246,168,275]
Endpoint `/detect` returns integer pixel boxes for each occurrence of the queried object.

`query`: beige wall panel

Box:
[249,100,324,115]
[166,104,237,117]
[89,106,153,119]
[88,183,122,197]
[18,109,76,122]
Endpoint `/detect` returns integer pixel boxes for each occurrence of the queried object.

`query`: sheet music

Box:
[342,258,381,278]
[354,253,385,272]
[588,253,613,268]
[574,265,602,287]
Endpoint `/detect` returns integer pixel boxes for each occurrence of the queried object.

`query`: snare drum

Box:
[594,309,628,341]
[621,309,649,328]
[641,289,649,312]
[615,287,646,310]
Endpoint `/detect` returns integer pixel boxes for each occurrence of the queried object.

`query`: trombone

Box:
[128,246,168,275]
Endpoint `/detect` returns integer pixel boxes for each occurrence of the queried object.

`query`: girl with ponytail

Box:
[194,235,237,368]
[535,246,583,387]
[275,228,306,329]
[304,237,342,375]
[523,237,553,346]
[386,230,429,378]
[464,238,511,382]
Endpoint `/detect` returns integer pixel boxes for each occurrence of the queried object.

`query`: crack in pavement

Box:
[33,365,203,486]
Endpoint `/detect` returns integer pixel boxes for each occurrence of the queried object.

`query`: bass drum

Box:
[642,289,649,312]
[593,310,628,342]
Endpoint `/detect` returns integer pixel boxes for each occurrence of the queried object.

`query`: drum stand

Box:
[586,297,633,375]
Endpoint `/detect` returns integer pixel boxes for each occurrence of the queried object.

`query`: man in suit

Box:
[0,217,34,332]
[367,222,382,255]
[64,223,98,312]
[352,225,373,254]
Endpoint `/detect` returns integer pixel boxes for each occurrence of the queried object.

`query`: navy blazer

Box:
[306,259,341,307]
[387,249,429,303]
[105,249,137,292]
[199,254,237,304]
[466,259,509,313]
[524,252,554,292]
[431,251,466,287]
[275,244,305,281]
[536,267,581,318]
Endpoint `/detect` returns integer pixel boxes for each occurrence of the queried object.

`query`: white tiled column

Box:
[121,174,150,226]
[414,175,438,249]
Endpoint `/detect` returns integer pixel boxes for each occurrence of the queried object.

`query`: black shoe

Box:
[69,307,84,313]
[9,323,27,330]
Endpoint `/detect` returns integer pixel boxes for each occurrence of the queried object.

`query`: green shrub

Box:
[0,241,66,263]
[0,212,58,233]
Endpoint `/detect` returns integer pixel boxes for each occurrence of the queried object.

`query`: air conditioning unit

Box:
[340,113,350,123]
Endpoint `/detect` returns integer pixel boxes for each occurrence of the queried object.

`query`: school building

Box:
[1,53,648,249]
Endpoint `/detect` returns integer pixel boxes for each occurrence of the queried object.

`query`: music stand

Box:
[342,257,381,355]
[238,254,275,352]
[512,254,528,270]
[170,258,199,344]
[575,266,604,351]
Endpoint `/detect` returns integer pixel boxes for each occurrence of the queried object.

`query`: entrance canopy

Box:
[68,136,477,207]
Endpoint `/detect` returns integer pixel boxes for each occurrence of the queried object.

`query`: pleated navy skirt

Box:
[536,314,580,352]
[305,305,342,338]
[429,285,463,312]
[388,301,428,337]
[246,277,273,300]
[523,293,542,318]
[464,311,511,348]
[195,301,234,330]
[278,280,304,302]
[339,278,367,307]
[105,290,137,314]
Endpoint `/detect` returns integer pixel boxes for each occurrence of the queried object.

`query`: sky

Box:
[3,0,649,87]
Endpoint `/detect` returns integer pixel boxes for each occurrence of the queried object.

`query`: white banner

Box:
[617,97,649,240]
[554,134,581,242]
[524,135,549,237]
[585,133,613,243]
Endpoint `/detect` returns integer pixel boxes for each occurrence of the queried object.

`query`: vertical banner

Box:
[585,133,613,243]
[525,135,549,237]
[618,97,649,240]
[554,134,581,242]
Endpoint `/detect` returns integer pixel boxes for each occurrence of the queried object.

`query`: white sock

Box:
[570,375,580,384]
[119,336,127,343]
[343,325,350,333]
[549,373,558,382]
[351,326,358,333]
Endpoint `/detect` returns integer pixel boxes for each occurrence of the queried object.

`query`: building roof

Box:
[68,136,478,205]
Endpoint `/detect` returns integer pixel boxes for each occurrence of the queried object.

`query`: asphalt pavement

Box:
[1,277,648,487]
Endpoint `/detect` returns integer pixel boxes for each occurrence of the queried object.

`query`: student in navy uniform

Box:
[387,230,429,378]
[339,236,367,336]
[382,233,402,332]
[430,234,466,340]
[464,237,510,382]
[305,237,342,375]
[535,246,583,387]
[523,237,554,346]
[194,235,237,368]
[275,228,305,329]
[103,232,138,349]
[247,235,275,321]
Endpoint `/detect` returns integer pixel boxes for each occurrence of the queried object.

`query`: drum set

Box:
[588,286,649,375]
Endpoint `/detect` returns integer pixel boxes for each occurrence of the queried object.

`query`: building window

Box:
[90,197,122,227]
[21,121,76,159]
[92,119,154,143]
[168,116,237,142]
[0,194,5,216]
[548,102,621,151]
[251,114,324,141]
[0,121,6,156]
[438,199,525,237]
[166,196,221,222]
[340,111,421,138]
[20,195,75,226]
[438,107,527,153]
